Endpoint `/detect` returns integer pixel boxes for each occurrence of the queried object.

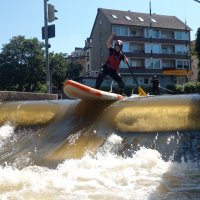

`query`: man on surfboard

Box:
[95,32,128,96]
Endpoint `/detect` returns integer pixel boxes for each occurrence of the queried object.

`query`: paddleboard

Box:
[63,80,125,100]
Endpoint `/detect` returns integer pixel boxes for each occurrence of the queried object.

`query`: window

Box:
[153,30,160,38]
[111,14,117,19]
[125,16,131,20]
[146,59,161,69]
[130,44,143,53]
[151,18,157,23]
[144,77,151,85]
[122,42,129,52]
[112,25,129,36]
[145,43,161,54]
[175,31,189,40]
[121,26,129,36]
[175,45,189,55]
[162,60,175,68]
[161,32,167,39]
[145,28,160,38]
[129,59,143,67]
[176,60,190,69]
[130,30,137,36]
[162,47,167,54]
[137,17,144,22]
[162,46,174,54]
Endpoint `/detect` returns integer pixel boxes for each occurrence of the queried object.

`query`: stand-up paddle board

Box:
[63,80,125,100]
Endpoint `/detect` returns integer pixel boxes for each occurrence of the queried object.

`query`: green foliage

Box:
[184,83,196,93]
[195,27,200,82]
[49,52,69,89]
[37,83,47,93]
[65,61,83,80]
[175,85,184,94]
[165,82,200,94]
[196,82,200,91]
[0,35,83,92]
[195,28,200,59]
[0,36,45,92]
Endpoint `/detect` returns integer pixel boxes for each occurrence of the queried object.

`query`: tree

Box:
[0,36,46,91]
[0,35,83,92]
[65,60,83,80]
[49,52,69,89]
[195,27,200,81]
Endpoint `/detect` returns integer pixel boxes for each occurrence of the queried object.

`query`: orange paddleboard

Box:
[63,80,124,100]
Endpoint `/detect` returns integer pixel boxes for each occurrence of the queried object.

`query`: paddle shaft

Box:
[159,86,174,93]
[126,62,139,86]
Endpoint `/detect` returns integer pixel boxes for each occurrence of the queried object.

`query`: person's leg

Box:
[152,87,156,95]
[156,87,160,94]
[95,65,108,89]
[109,69,125,95]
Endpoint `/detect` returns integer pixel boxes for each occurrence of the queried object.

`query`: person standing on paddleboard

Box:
[95,32,128,96]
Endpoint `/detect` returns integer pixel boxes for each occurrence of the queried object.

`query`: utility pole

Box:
[44,0,50,93]
[149,0,153,69]
[43,0,57,94]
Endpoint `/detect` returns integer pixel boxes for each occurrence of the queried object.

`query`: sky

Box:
[1,0,200,55]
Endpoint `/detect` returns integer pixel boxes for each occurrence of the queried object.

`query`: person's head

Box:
[114,40,123,51]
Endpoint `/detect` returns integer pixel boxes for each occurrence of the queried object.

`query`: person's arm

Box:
[106,32,115,48]
[123,55,128,64]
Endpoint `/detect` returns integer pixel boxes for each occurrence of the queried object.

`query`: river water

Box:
[0,94,200,200]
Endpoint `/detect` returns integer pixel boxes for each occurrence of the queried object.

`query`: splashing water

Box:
[0,123,14,146]
[1,134,199,200]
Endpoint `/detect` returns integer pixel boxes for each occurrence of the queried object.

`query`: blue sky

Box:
[1,0,200,55]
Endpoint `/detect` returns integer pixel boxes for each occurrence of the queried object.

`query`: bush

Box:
[184,83,196,93]
[195,82,200,92]
[175,84,184,94]
[36,83,47,93]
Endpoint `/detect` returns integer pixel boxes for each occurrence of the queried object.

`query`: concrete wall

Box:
[0,91,58,101]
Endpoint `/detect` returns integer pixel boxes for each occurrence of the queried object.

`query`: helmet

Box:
[114,40,123,49]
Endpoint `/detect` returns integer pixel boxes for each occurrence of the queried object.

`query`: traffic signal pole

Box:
[44,0,51,93]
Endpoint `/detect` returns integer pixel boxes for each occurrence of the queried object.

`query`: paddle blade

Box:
[138,86,148,96]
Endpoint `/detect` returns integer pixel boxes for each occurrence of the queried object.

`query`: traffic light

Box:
[48,4,58,23]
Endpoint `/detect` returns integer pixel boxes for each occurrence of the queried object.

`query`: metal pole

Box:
[44,0,51,93]
[194,0,200,3]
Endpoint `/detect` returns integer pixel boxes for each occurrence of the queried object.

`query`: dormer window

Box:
[125,16,131,20]
[111,14,117,19]
[137,17,144,22]
[151,18,157,23]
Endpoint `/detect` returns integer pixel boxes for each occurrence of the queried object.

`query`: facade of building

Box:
[76,8,192,88]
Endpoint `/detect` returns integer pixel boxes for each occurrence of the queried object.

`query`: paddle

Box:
[126,62,148,96]
[159,86,174,93]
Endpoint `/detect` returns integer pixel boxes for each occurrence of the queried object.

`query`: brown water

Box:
[0,94,200,200]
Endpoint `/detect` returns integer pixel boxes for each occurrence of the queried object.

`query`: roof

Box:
[98,8,191,30]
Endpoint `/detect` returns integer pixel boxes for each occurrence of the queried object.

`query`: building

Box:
[78,8,192,88]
